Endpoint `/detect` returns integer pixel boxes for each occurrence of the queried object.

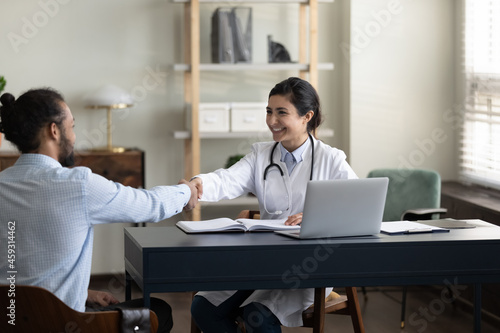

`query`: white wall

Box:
[349,0,458,180]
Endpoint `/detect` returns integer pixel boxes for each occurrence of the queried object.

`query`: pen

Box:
[405,228,433,233]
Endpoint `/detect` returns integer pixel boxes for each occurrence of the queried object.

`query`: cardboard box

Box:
[187,103,230,132]
[230,102,267,132]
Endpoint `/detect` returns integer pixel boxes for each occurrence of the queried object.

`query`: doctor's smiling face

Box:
[266,94,313,152]
[267,77,322,152]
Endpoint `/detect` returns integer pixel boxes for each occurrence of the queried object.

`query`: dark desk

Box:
[124,220,500,332]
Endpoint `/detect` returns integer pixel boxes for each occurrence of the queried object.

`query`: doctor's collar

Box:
[279,138,309,164]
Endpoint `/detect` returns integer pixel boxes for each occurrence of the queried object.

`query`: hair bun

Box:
[0,93,15,107]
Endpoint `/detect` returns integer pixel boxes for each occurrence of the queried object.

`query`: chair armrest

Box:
[401,208,448,221]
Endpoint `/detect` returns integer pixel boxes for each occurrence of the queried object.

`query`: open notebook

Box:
[176,218,299,233]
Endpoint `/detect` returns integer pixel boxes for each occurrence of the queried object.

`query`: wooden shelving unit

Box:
[177,0,333,220]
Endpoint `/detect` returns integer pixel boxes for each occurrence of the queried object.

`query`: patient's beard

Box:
[58,132,75,167]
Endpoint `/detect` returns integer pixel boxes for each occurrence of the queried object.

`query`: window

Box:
[461,0,500,189]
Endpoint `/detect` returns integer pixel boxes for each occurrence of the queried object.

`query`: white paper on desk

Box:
[380,221,448,234]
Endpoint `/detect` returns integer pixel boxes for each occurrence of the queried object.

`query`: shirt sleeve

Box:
[85,173,191,225]
[196,150,257,202]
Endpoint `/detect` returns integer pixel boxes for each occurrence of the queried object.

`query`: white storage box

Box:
[230,102,267,132]
[187,103,230,132]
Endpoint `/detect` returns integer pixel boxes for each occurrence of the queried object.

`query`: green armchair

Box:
[368,168,447,222]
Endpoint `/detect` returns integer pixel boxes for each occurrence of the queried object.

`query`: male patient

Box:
[0,88,198,332]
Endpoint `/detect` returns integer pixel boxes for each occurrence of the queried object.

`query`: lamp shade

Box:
[83,84,134,153]
[84,84,133,107]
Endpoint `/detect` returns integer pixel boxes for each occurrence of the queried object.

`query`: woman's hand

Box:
[190,177,203,199]
[285,212,303,226]
[179,179,198,210]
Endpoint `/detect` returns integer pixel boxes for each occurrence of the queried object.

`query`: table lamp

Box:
[84,84,134,153]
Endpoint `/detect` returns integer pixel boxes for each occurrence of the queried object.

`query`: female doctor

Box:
[189,77,357,332]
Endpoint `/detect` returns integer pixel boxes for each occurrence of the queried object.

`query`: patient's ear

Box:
[45,122,60,141]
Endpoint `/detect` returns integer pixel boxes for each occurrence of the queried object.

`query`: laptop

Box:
[275,177,389,239]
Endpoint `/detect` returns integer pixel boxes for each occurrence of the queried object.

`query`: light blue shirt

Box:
[279,138,309,175]
[0,154,191,312]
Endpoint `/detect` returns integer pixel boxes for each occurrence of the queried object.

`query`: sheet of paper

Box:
[381,221,448,234]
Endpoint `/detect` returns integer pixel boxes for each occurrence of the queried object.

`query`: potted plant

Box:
[0,76,5,93]
[225,154,245,169]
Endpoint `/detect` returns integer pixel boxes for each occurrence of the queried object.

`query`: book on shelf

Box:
[176,218,300,234]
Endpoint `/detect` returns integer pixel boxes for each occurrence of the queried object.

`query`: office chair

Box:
[367,168,447,328]
[190,210,365,333]
[0,285,158,333]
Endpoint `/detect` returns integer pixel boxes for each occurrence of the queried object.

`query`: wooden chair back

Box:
[0,285,158,333]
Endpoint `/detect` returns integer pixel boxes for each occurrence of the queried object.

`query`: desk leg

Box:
[125,270,132,301]
[474,283,481,333]
[143,287,151,308]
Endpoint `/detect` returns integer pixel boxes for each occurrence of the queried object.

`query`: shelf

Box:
[173,63,334,72]
[173,0,333,3]
[174,127,334,139]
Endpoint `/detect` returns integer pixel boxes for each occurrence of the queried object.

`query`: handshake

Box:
[179,177,203,211]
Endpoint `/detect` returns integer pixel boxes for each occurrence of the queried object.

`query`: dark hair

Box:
[0,88,66,153]
[268,77,323,133]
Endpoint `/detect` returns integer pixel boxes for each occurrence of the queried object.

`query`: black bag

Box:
[117,308,151,333]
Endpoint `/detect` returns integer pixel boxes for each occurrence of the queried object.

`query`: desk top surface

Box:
[125,220,500,251]
[124,220,500,290]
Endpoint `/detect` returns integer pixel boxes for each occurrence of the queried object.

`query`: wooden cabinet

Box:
[0,153,17,171]
[0,150,145,188]
[175,0,334,219]
[73,150,145,188]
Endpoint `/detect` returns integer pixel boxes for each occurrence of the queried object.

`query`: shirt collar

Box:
[15,153,63,168]
[279,137,310,163]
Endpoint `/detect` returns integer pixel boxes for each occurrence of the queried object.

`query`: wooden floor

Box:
[89,276,499,333]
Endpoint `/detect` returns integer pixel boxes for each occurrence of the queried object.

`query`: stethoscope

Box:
[262,133,315,214]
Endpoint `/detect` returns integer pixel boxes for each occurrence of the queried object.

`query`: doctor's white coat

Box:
[196,137,358,327]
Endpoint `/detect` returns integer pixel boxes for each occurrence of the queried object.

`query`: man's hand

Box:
[86,289,120,308]
[285,212,303,226]
[179,179,198,210]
